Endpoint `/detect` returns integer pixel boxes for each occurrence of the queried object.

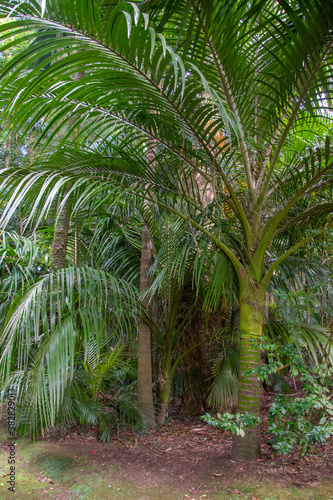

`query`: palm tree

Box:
[0,229,140,439]
[0,0,332,460]
[143,211,214,423]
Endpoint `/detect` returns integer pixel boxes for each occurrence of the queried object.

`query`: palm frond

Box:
[0,265,137,436]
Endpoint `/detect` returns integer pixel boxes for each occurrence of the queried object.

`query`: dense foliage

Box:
[0,0,332,461]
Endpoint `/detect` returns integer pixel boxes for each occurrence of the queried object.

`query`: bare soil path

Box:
[0,396,332,499]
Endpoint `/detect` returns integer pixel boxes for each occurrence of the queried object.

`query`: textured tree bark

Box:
[50,188,70,270]
[137,135,156,427]
[231,282,265,461]
[50,68,83,270]
[156,368,171,424]
[137,224,155,426]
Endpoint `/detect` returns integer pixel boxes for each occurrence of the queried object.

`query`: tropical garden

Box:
[0,1,333,494]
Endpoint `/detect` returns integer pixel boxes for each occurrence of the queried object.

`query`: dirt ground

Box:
[0,393,333,500]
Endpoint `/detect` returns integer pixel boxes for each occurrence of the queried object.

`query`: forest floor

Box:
[0,391,333,500]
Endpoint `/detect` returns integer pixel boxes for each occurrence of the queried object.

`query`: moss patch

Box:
[33,454,76,483]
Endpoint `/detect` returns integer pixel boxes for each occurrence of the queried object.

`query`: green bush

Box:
[246,338,333,459]
[203,338,333,460]
[201,411,261,437]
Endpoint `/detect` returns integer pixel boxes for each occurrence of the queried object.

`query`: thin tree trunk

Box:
[231,281,265,461]
[50,68,82,270]
[157,366,171,424]
[137,224,155,426]
[50,188,70,270]
[137,138,156,427]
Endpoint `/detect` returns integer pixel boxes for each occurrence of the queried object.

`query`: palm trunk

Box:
[157,366,172,424]
[137,137,156,427]
[51,188,70,270]
[137,224,155,427]
[231,280,265,461]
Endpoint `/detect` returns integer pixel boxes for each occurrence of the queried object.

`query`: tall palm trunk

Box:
[137,143,155,427]
[50,188,70,270]
[137,224,155,425]
[231,279,265,461]
[50,69,82,270]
